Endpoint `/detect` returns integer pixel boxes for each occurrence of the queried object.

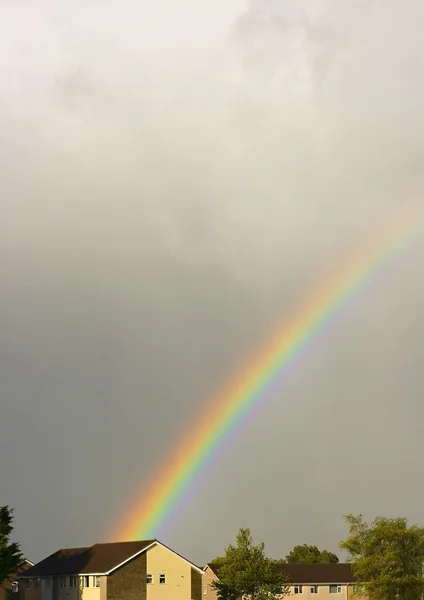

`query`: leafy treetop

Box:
[340,514,424,600]
[211,528,289,600]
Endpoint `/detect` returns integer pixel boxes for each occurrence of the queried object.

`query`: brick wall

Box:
[107,553,146,600]
[191,568,202,600]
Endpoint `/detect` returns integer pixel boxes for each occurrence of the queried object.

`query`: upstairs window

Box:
[311,586,319,594]
[59,577,67,588]
[94,577,101,588]
[34,580,41,589]
[43,579,51,589]
[146,575,153,584]
[25,580,32,589]
[69,577,77,588]
[204,584,208,595]
[294,586,303,594]
[329,585,342,594]
[159,574,166,584]
[83,576,90,588]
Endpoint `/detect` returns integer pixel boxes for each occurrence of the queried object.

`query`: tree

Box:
[284,544,339,564]
[0,506,23,587]
[209,556,226,566]
[211,528,289,600]
[340,514,424,600]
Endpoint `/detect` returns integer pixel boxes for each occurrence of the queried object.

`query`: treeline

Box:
[210,515,424,600]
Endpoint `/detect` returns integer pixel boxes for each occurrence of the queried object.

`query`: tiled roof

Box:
[276,563,356,584]
[21,541,155,577]
[207,562,356,584]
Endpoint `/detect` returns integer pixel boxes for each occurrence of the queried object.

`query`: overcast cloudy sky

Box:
[2,0,424,565]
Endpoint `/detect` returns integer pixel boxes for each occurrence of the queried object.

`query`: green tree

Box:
[340,514,424,600]
[211,528,289,600]
[209,556,226,566]
[0,506,23,586]
[285,544,339,564]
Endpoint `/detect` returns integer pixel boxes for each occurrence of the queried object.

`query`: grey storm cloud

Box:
[1,0,424,565]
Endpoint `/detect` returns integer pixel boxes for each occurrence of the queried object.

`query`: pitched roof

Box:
[22,540,204,578]
[22,541,155,577]
[206,562,356,584]
[276,563,356,584]
[206,563,223,576]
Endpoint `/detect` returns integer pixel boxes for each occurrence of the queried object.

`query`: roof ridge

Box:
[89,539,156,548]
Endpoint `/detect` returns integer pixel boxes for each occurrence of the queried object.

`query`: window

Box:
[11,582,19,593]
[26,580,32,589]
[311,586,319,594]
[146,574,153,584]
[34,580,41,589]
[69,577,77,588]
[83,576,90,588]
[204,584,208,595]
[59,577,67,588]
[94,576,101,588]
[294,586,303,594]
[44,579,51,589]
[159,574,166,584]
[329,585,342,594]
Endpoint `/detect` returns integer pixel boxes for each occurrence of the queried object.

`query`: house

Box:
[202,564,221,600]
[19,540,204,600]
[202,562,367,600]
[0,560,34,600]
[276,564,366,600]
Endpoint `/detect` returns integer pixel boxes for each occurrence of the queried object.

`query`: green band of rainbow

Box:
[110,209,423,541]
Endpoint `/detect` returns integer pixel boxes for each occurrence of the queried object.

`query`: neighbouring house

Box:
[0,560,34,600]
[203,562,367,600]
[202,564,221,600]
[276,564,367,600]
[19,540,204,600]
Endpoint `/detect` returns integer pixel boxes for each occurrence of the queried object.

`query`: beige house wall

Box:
[145,544,193,600]
[80,579,102,600]
[99,576,107,600]
[200,578,367,600]
[284,584,365,600]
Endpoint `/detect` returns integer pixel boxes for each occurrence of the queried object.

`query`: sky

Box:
[2,0,424,566]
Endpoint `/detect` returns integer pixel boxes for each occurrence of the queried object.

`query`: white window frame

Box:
[329,585,342,594]
[159,574,166,585]
[146,574,153,584]
[294,585,303,594]
[69,577,77,588]
[83,576,90,588]
[311,586,319,594]
[94,576,101,588]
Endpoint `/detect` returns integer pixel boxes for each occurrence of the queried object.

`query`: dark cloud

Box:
[2,0,424,565]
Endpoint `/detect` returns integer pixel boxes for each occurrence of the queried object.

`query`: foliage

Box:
[340,514,424,600]
[211,528,289,600]
[210,556,226,566]
[0,506,23,586]
[284,544,339,564]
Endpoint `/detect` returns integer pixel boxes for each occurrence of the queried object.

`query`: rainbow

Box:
[111,209,423,541]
